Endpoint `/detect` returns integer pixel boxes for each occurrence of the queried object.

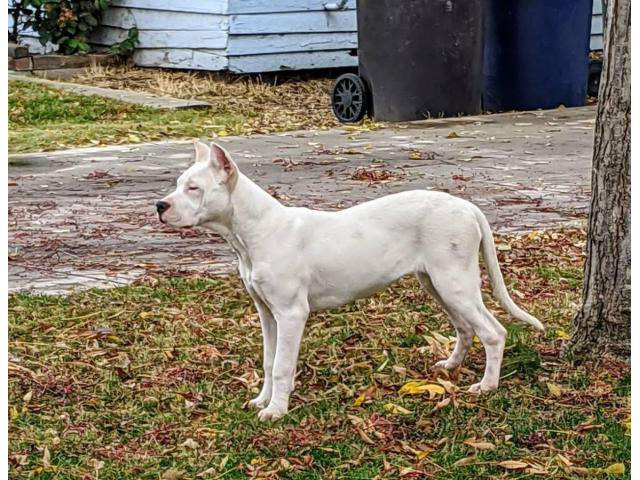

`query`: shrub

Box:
[13,0,137,55]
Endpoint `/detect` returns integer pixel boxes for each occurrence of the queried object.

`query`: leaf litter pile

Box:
[9,229,630,479]
[73,65,341,135]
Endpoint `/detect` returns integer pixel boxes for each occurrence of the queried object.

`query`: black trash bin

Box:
[332,0,484,122]
[483,0,594,111]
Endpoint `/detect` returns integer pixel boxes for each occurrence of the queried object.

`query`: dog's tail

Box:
[474,207,545,332]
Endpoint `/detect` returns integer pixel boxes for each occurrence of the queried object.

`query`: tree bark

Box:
[567,0,630,359]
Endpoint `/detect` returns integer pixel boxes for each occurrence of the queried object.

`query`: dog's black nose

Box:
[156,201,170,215]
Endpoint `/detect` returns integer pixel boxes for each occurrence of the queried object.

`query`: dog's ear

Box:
[209,142,237,183]
[193,139,210,163]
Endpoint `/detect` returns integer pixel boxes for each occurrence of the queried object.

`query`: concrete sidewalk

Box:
[8,106,594,294]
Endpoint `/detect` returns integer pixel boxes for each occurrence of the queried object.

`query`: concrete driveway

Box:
[8,106,594,294]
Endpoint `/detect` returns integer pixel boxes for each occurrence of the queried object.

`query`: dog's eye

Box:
[187,186,200,191]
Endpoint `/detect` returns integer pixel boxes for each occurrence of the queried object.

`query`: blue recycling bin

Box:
[483,0,594,111]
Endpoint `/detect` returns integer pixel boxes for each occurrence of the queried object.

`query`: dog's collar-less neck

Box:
[203,173,284,264]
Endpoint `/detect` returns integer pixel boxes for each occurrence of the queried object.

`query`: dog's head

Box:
[156,140,238,228]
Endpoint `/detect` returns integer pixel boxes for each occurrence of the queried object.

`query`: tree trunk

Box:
[566,0,630,359]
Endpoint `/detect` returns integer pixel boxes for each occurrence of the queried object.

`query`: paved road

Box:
[8,106,594,294]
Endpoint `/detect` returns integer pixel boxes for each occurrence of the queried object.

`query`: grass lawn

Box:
[8,80,253,154]
[9,68,345,154]
[8,229,630,479]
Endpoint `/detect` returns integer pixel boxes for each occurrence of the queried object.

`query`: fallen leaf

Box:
[357,428,375,444]
[353,394,366,407]
[547,382,563,397]
[432,332,453,345]
[416,450,430,460]
[399,381,445,398]
[42,447,51,468]
[603,463,625,475]
[433,397,451,411]
[499,460,529,470]
[181,438,199,449]
[447,131,460,139]
[197,467,216,477]
[384,402,412,415]
[162,469,185,480]
[464,439,495,450]
[453,456,476,467]
[437,378,456,393]
[556,454,573,466]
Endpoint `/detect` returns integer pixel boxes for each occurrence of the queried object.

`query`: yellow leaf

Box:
[555,329,569,339]
[604,463,625,475]
[127,134,141,143]
[400,381,446,398]
[499,460,529,470]
[9,406,19,420]
[353,394,366,407]
[446,131,460,139]
[409,151,422,160]
[250,458,266,466]
[384,402,412,415]
[416,450,430,460]
[547,382,563,397]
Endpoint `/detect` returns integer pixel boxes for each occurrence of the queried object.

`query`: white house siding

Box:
[590,0,604,50]
[10,0,602,72]
[226,0,357,73]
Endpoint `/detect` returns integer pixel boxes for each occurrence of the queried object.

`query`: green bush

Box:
[25,0,109,54]
[18,0,137,55]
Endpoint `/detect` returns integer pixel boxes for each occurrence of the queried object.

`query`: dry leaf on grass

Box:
[499,460,530,470]
[399,381,446,398]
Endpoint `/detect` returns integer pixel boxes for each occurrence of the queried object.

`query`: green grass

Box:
[8,230,630,478]
[8,81,253,153]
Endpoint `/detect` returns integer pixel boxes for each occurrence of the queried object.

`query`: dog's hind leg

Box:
[417,272,474,370]
[426,267,507,393]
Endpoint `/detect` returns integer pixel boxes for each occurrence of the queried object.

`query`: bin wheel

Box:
[588,59,603,98]
[331,73,368,123]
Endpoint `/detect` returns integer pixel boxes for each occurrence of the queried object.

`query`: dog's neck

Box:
[202,173,285,265]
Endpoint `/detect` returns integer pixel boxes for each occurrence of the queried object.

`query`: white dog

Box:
[157,141,544,421]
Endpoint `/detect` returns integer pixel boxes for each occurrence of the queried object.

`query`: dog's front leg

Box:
[248,301,277,409]
[257,304,309,422]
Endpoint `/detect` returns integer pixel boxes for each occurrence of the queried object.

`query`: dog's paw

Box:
[248,394,270,410]
[434,359,457,370]
[257,404,288,422]
[467,381,498,394]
